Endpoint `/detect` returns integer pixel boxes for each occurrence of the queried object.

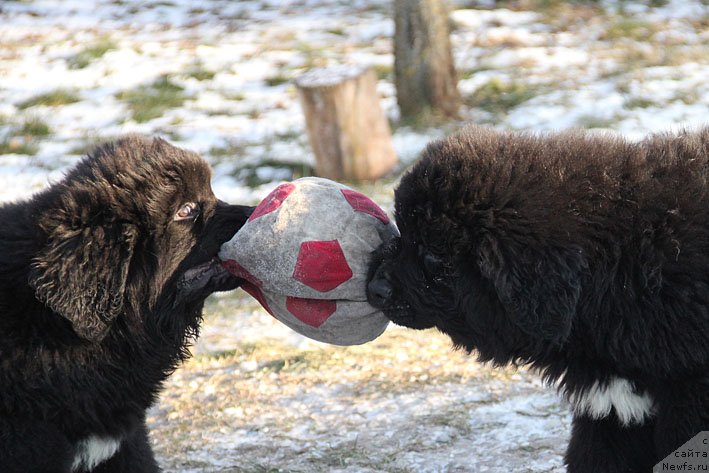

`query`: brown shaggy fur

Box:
[0,135,252,472]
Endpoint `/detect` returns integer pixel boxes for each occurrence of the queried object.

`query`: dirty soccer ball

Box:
[219,177,397,345]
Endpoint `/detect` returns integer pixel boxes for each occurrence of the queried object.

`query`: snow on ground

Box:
[0,0,707,471]
[153,294,572,472]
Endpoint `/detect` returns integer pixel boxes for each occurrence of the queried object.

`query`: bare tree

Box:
[394,0,460,121]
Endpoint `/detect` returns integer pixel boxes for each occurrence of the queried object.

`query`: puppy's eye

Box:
[423,253,445,278]
[174,202,200,222]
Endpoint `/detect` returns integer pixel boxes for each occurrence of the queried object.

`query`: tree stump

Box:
[296,65,398,181]
[394,0,460,120]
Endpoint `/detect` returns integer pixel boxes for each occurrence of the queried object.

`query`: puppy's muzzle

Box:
[367,271,393,308]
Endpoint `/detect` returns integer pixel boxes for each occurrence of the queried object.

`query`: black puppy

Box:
[0,136,252,472]
[368,126,709,472]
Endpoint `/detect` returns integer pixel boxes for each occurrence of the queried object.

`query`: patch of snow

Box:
[486,47,590,70]
[451,9,541,30]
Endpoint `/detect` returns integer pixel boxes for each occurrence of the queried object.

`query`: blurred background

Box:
[0,0,707,471]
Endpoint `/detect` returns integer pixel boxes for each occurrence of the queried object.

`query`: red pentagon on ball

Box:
[341,189,390,224]
[248,182,296,222]
[241,282,273,316]
[293,240,353,292]
[286,297,337,327]
[221,260,272,314]
[221,259,263,287]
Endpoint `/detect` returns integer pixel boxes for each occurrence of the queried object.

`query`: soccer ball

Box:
[219,177,398,345]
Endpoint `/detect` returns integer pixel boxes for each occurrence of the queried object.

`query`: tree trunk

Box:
[394,0,460,120]
[296,65,398,181]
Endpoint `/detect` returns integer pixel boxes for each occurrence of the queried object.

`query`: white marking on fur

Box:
[568,377,655,426]
[72,435,121,472]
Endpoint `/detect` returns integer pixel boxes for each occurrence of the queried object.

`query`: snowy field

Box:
[1,0,707,471]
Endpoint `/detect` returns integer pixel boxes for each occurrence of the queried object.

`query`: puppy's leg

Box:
[565,414,656,473]
[653,378,709,459]
[0,421,73,473]
[92,423,159,473]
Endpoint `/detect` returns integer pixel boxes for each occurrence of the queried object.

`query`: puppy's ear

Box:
[478,233,586,344]
[29,222,138,343]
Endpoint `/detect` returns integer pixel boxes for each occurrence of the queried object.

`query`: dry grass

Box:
[147,292,554,472]
[115,76,188,123]
[17,89,80,109]
[67,38,117,69]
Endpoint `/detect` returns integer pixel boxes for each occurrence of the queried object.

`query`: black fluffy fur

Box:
[368,126,709,472]
[0,135,252,472]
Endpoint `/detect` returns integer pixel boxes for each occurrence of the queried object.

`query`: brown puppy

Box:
[0,136,253,472]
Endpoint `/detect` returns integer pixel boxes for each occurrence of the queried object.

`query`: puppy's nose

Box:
[367,277,393,307]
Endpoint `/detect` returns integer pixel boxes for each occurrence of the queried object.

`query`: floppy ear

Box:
[29,222,138,343]
[477,233,586,344]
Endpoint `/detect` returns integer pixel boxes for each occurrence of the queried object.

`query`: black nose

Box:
[211,203,256,242]
[367,276,393,307]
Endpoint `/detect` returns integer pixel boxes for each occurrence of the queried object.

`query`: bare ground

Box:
[148,291,570,473]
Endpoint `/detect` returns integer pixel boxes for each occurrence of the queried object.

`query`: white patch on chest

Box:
[567,376,655,426]
[72,435,122,472]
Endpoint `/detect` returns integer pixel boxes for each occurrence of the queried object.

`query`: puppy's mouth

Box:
[177,257,242,302]
[383,304,436,330]
[368,254,434,330]
[368,282,435,330]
